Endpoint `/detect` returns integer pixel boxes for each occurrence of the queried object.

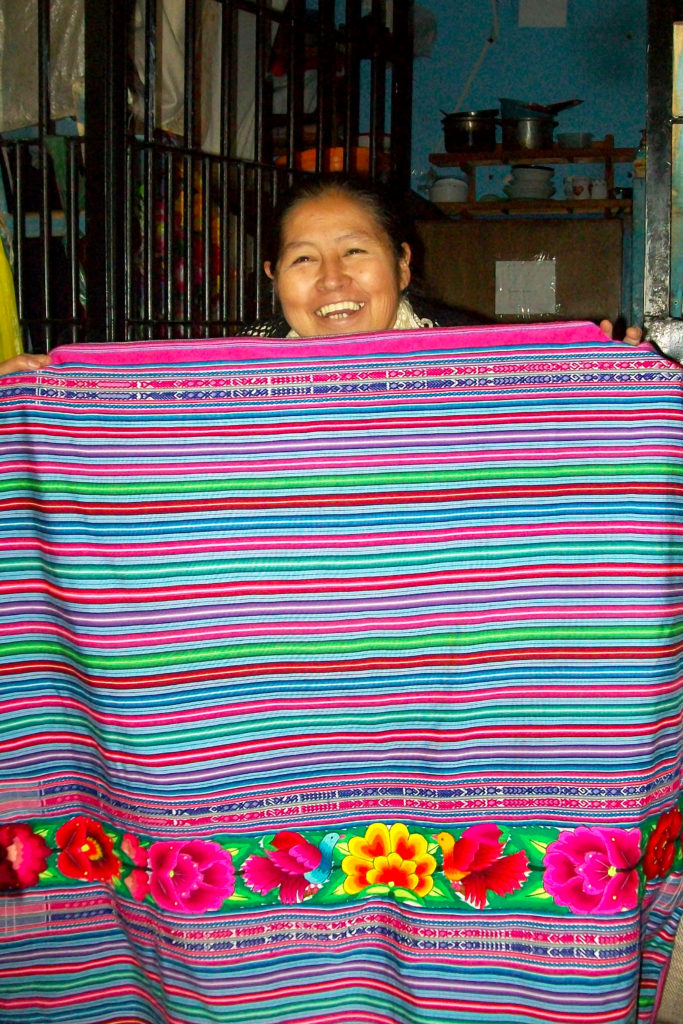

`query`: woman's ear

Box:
[264,261,274,280]
[399,243,411,291]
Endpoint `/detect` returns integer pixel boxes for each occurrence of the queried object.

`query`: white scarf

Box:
[286,297,433,338]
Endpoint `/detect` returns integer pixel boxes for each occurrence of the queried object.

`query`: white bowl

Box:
[429,178,469,202]
[510,165,554,180]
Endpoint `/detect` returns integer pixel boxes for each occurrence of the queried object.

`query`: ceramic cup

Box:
[563,175,591,200]
[507,165,554,183]
[590,178,608,200]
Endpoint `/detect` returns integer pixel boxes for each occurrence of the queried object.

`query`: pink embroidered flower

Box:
[642,808,682,880]
[55,816,121,883]
[543,825,641,914]
[0,823,51,891]
[148,839,235,913]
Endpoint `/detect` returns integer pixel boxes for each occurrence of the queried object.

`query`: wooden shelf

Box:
[428,136,635,212]
[429,139,636,169]
[434,198,633,218]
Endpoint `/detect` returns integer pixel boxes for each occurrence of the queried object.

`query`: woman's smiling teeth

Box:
[316,301,365,320]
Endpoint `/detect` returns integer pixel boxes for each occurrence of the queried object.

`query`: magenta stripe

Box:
[6,442,683,477]
[6,520,683,557]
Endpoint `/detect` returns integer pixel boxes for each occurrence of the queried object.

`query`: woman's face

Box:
[265,193,411,337]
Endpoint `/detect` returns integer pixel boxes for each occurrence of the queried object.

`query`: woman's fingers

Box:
[599,319,643,345]
[0,354,52,376]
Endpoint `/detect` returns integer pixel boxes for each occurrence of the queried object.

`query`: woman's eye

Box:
[291,254,312,265]
[345,247,366,256]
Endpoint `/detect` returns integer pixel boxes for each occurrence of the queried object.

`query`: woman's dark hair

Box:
[265,175,412,268]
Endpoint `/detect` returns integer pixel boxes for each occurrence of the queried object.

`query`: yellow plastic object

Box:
[0,243,23,360]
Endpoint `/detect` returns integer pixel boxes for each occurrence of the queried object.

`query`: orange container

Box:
[275,147,370,174]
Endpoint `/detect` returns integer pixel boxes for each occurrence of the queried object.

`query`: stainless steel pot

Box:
[441,110,498,153]
[501,116,557,151]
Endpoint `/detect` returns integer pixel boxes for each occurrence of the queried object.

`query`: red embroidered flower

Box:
[55,816,121,883]
[148,839,235,913]
[0,823,51,891]
[643,807,682,880]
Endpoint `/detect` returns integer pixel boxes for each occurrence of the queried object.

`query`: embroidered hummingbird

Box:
[242,830,341,904]
[434,823,529,909]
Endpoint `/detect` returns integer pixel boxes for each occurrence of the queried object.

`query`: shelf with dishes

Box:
[429,135,635,210]
[432,197,633,219]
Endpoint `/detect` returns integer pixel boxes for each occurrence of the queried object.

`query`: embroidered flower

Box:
[433,823,529,909]
[55,816,121,883]
[0,823,51,891]
[148,839,235,913]
[543,825,641,914]
[342,823,436,897]
[642,807,682,880]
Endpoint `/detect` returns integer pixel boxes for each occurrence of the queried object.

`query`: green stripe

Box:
[4,460,683,495]
[6,622,682,669]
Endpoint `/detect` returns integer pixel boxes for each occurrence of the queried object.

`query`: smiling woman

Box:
[239,176,483,339]
[265,189,411,337]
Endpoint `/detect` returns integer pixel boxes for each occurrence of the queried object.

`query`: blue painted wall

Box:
[411,0,647,191]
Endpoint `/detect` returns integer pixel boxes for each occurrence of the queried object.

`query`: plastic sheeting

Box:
[0,1,435,142]
[0,0,84,132]
[0,0,279,158]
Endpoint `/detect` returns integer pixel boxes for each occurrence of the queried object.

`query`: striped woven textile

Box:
[2,320,683,1024]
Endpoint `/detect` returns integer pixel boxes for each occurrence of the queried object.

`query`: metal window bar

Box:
[218,1,234,327]
[65,139,80,339]
[37,0,52,349]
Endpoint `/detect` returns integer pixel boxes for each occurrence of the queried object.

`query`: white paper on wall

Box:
[518,0,567,28]
[495,259,557,316]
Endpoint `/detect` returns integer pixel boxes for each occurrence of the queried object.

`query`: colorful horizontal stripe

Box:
[1,321,683,1023]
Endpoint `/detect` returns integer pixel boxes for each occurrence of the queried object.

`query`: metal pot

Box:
[501,116,557,151]
[441,109,498,153]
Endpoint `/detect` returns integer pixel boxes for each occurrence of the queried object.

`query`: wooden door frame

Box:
[643,0,683,357]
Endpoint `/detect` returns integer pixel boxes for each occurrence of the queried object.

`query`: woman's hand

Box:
[0,353,52,376]
[600,319,643,346]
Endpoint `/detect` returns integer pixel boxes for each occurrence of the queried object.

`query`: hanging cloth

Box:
[0,242,23,360]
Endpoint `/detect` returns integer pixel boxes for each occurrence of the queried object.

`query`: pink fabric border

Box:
[44,320,644,368]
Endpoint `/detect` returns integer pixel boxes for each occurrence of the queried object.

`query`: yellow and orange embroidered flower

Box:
[342,822,436,897]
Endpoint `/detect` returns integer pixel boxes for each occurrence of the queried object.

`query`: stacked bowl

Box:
[503,164,555,201]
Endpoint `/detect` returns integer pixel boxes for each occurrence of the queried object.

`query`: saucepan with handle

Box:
[440,109,499,153]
